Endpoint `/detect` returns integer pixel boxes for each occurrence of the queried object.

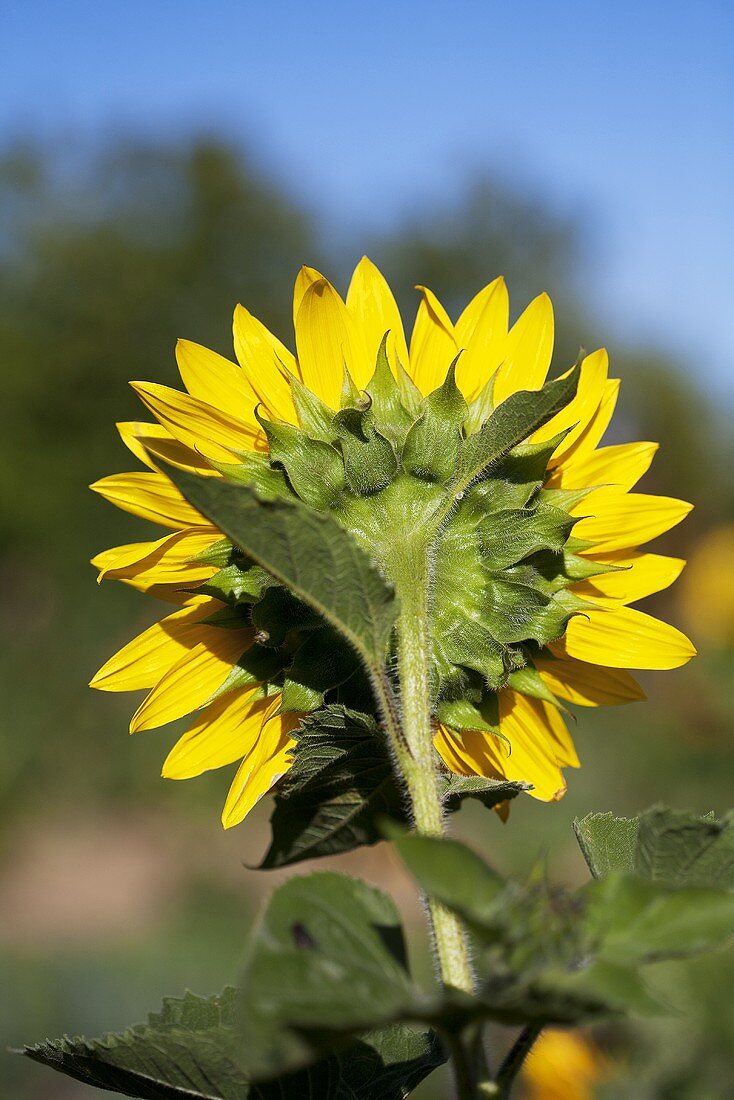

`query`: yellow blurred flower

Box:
[678,523,734,647]
[522,1028,607,1100]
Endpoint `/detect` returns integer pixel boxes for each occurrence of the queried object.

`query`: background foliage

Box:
[1,136,733,1098]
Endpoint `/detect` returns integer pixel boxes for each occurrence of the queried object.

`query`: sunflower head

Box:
[90,257,695,827]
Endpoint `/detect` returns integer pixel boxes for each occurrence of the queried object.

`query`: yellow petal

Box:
[221,704,300,828]
[92,528,220,587]
[433,724,478,775]
[90,597,224,692]
[572,552,685,606]
[548,441,658,493]
[501,689,579,768]
[555,378,620,465]
[564,606,696,669]
[573,490,693,553]
[454,278,509,400]
[90,471,206,529]
[408,286,458,395]
[492,293,554,405]
[435,688,574,803]
[130,630,253,733]
[162,686,269,778]
[175,339,259,428]
[536,651,645,706]
[455,276,508,345]
[346,256,409,377]
[295,277,371,405]
[131,381,265,463]
[232,304,299,423]
[293,265,325,332]
[532,349,608,451]
[117,421,216,476]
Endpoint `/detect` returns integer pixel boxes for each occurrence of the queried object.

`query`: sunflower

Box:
[90,257,695,827]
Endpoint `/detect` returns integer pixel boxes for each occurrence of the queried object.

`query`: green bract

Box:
[168,345,596,739]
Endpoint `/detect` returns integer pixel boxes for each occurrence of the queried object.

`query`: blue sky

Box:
[2,0,732,394]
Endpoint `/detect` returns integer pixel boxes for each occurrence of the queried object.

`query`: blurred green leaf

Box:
[391,831,734,1027]
[238,872,428,1079]
[575,806,734,887]
[584,873,734,965]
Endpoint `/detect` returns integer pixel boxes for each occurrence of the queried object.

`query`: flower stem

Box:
[495,1024,543,1097]
[379,526,493,1098]
[389,543,475,997]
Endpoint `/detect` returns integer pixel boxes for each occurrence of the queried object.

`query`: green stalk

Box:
[495,1024,543,1098]
[394,582,475,997]
[378,510,493,1095]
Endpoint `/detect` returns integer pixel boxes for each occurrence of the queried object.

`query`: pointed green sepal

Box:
[195,562,271,605]
[480,502,577,570]
[365,334,416,449]
[289,375,339,442]
[508,664,569,713]
[436,694,511,751]
[206,452,290,499]
[402,361,468,482]
[333,405,399,495]
[258,413,346,510]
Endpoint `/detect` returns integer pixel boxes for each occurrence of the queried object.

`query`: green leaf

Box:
[507,665,566,710]
[573,811,640,879]
[239,872,424,1079]
[435,695,511,752]
[389,834,508,929]
[289,375,339,443]
[260,705,523,869]
[21,989,444,1099]
[22,989,247,1099]
[164,469,397,674]
[441,617,515,690]
[402,363,468,482]
[454,366,580,495]
[258,706,405,868]
[440,774,530,811]
[574,806,734,888]
[636,808,734,888]
[280,678,324,713]
[465,434,566,514]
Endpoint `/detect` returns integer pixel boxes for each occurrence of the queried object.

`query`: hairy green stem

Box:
[379,527,493,1097]
[390,537,476,996]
